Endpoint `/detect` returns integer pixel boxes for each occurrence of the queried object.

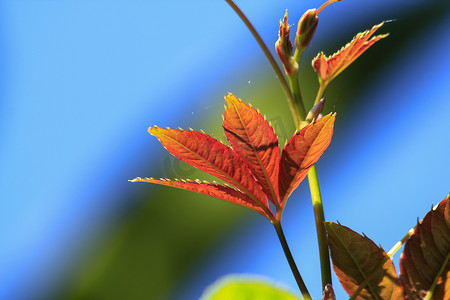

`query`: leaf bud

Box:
[306,98,326,123]
[322,284,336,300]
[295,9,319,51]
[295,0,341,52]
[275,11,297,75]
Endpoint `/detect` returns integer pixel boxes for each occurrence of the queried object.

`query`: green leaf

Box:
[325,222,402,299]
[199,275,301,300]
[399,195,450,299]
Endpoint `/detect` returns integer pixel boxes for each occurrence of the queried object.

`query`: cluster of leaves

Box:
[131,94,335,222]
[132,0,449,299]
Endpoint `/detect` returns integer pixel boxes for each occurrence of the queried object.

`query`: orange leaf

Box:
[223,93,280,205]
[278,114,335,204]
[148,126,268,210]
[399,195,450,299]
[326,222,402,299]
[130,177,266,215]
[312,22,388,84]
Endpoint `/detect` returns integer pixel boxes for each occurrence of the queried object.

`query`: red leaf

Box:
[223,93,280,205]
[278,114,335,204]
[130,177,266,215]
[148,127,268,210]
[399,195,450,299]
[312,22,388,84]
[326,222,402,299]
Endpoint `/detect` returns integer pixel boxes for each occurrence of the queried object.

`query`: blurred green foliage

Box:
[199,275,300,300]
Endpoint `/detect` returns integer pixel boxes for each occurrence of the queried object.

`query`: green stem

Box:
[293,48,304,65]
[314,81,328,106]
[290,39,333,293]
[307,165,332,289]
[287,72,307,126]
[273,221,312,300]
[305,80,332,289]
[224,0,295,114]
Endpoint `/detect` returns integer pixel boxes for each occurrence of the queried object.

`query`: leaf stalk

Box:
[387,228,414,257]
[314,81,329,106]
[273,221,312,300]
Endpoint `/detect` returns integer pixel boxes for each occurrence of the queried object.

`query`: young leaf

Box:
[326,222,402,299]
[223,93,280,205]
[148,127,268,209]
[276,11,296,76]
[134,95,336,221]
[312,22,388,85]
[278,114,335,204]
[130,177,266,215]
[399,195,450,299]
[200,275,301,300]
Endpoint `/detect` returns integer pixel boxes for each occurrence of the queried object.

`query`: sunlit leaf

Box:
[148,127,268,209]
[199,275,301,300]
[312,22,388,85]
[223,93,280,205]
[278,114,335,204]
[326,222,402,299]
[134,95,337,220]
[130,177,266,215]
[399,195,450,299]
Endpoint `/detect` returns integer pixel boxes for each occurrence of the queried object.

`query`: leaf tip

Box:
[224,93,238,105]
[148,126,159,135]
